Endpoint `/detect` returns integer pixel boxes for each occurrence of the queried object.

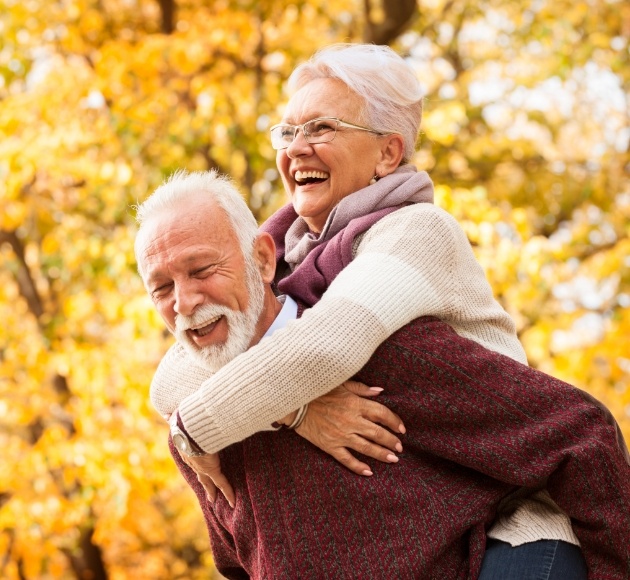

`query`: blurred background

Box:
[0,0,628,577]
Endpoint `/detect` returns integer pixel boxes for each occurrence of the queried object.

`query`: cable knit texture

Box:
[170,315,630,579]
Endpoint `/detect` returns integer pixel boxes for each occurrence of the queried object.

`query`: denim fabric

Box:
[478,539,588,580]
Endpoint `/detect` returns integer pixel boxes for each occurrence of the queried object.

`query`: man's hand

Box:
[294,381,406,476]
[178,451,236,508]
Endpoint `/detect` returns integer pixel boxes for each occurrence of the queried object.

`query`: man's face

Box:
[137,195,264,371]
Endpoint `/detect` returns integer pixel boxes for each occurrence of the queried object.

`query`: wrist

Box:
[277,409,299,427]
[170,412,206,456]
[287,405,309,430]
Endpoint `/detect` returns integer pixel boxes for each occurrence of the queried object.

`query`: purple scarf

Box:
[260,165,434,306]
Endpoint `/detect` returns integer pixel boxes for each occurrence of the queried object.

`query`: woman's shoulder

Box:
[382,202,459,225]
[359,202,467,247]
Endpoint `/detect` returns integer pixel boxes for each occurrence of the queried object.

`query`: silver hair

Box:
[134,169,259,275]
[287,43,423,163]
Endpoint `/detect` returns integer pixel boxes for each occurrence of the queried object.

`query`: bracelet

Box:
[287,404,309,430]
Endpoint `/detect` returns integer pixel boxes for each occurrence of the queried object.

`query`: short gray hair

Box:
[287,43,423,163]
[134,169,259,273]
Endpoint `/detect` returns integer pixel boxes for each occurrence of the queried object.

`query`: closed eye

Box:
[151,282,173,299]
[192,264,216,277]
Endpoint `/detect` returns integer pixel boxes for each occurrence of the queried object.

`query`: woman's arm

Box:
[154,204,523,453]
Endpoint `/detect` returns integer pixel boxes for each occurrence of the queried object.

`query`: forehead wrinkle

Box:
[283,79,361,126]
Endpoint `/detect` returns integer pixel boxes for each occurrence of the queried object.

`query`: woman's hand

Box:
[294,380,406,476]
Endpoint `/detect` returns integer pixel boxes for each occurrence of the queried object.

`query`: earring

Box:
[369,174,380,186]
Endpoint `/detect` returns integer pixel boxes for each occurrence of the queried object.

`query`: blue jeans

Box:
[478,539,588,580]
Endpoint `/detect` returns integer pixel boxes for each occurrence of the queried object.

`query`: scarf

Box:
[260,165,434,306]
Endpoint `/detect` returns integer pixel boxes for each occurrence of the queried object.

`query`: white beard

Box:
[174,257,265,372]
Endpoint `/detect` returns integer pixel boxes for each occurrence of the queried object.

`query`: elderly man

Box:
[135,170,630,579]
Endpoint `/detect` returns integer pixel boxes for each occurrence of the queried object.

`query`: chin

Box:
[186,342,248,373]
[179,317,254,372]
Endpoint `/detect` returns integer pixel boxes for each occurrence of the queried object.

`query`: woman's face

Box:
[276,78,387,233]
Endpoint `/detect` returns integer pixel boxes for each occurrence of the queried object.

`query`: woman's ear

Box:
[253,232,277,284]
[376,133,405,176]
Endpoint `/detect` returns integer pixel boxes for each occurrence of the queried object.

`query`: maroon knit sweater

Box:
[170,315,630,579]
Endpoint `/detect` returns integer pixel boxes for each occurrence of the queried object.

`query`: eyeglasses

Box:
[269,117,389,150]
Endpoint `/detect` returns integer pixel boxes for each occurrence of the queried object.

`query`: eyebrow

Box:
[145,252,218,285]
[281,114,329,124]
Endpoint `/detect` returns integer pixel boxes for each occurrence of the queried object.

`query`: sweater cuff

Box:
[179,389,283,453]
[173,412,205,455]
[178,389,226,454]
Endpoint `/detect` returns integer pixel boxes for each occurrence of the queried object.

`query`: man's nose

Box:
[173,280,204,317]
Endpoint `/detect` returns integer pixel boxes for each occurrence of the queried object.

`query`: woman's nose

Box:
[285,128,313,158]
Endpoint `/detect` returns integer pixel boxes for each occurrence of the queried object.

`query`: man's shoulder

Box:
[380,315,458,351]
[370,315,521,372]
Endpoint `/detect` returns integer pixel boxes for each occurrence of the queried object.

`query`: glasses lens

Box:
[304,118,338,143]
[270,125,295,149]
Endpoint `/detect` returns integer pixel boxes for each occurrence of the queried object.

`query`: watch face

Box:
[173,433,189,454]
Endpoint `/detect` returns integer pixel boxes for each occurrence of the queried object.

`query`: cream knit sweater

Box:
[150,203,578,547]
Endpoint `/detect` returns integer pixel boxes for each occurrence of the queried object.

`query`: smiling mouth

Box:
[294,170,329,185]
[190,315,223,337]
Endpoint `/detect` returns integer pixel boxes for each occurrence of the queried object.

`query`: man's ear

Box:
[376,133,405,176]
[253,232,277,284]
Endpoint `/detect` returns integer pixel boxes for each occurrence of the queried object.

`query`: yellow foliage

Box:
[423,101,468,146]
[1,0,628,577]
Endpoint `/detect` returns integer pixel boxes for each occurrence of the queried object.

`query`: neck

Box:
[248,287,283,347]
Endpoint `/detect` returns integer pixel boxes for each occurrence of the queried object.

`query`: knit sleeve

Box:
[163,205,523,452]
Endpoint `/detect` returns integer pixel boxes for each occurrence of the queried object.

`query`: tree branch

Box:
[0,229,44,322]
[363,0,418,45]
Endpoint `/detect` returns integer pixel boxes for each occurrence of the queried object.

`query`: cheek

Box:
[276,152,289,175]
[156,300,176,331]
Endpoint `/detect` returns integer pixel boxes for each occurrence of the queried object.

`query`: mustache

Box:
[174,303,232,332]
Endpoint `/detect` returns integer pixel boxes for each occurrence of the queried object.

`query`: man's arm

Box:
[167,439,248,580]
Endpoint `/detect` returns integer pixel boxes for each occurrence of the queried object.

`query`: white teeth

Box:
[295,170,329,181]
[193,315,222,335]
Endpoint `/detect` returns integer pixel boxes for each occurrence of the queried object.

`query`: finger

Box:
[208,473,236,508]
[197,472,218,503]
[343,380,384,397]
[356,420,403,453]
[329,447,374,477]
[345,433,402,464]
[359,399,406,434]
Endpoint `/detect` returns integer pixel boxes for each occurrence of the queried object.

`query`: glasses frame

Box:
[269,116,390,150]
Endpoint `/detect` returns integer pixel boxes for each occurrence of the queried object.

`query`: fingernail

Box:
[395,442,403,453]
[386,454,399,463]
[369,387,384,392]
[206,494,213,503]
[362,469,373,476]
[399,423,406,434]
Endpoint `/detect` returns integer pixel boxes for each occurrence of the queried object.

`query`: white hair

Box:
[287,43,423,163]
[134,169,259,275]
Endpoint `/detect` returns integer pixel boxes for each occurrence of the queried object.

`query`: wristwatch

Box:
[170,413,206,457]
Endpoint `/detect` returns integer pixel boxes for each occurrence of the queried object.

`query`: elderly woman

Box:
[150,45,588,577]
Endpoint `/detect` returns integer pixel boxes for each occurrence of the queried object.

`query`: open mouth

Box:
[190,315,223,337]
[294,170,329,185]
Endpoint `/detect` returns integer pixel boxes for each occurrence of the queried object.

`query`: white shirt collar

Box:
[263,295,298,339]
